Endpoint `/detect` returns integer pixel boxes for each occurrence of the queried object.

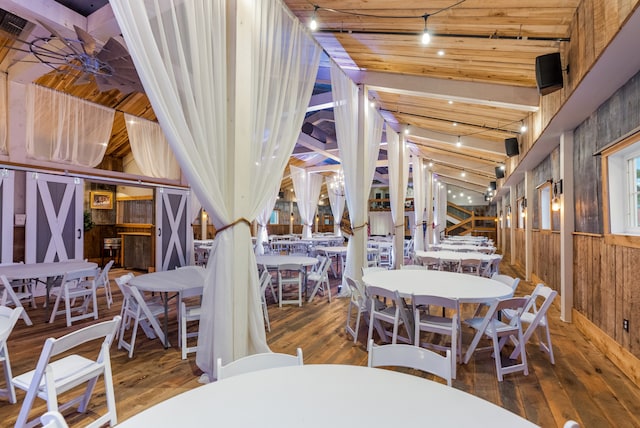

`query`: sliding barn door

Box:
[25,172,84,263]
[0,169,15,263]
[155,187,190,271]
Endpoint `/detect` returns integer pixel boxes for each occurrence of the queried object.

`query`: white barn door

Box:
[0,169,15,263]
[155,187,190,271]
[25,173,84,263]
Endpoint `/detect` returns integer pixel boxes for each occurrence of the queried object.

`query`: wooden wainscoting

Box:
[531,230,561,293]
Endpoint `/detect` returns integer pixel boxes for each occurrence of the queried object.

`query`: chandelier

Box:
[328,170,345,197]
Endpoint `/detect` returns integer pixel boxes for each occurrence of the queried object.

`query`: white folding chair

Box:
[48,267,100,327]
[458,258,483,276]
[96,260,115,309]
[307,256,331,303]
[366,286,412,347]
[0,275,33,326]
[40,411,69,428]
[216,348,303,380]
[505,283,557,364]
[412,294,460,378]
[277,263,304,307]
[417,256,442,270]
[344,276,368,343]
[179,286,202,360]
[258,270,272,332]
[463,297,529,381]
[114,275,166,358]
[0,306,23,404]
[492,273,521,292]
[12,316,121,428]
[367,340,452,386]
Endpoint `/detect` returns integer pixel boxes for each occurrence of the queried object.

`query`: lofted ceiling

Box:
[0,0,582,202]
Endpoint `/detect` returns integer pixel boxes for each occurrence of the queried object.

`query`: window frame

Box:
[537,181,552,231]
[603,134,640,236]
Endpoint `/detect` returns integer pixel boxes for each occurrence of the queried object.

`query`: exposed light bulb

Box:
[428,162,433,167]
[520,121,527,133]
[309,6,318,31]
[452,122,457,127]
[421,15,431,45]
[437,50,445,56]
[552,196,560,212]
[404,127,410,135]
[456,136,462,148]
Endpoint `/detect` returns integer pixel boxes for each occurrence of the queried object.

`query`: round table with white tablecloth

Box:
[362,269,513,303]
[116,364,538,427]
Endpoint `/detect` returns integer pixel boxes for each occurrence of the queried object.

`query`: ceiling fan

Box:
[28,20,144,94]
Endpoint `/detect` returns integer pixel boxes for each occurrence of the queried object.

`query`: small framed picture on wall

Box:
[90,191,113,210]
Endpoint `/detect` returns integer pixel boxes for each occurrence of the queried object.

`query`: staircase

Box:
[445,202,497,240]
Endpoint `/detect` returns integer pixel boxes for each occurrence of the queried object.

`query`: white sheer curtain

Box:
[326,174,345,236]
[25,84,114,167]
[255,184,280,255]
[0,73,6,155]
[111,0,321,380]
[290,166,323,239]
[331,61,382,284]
[412,154,426,252]
[124,113,181,180]
[387,128,409,267]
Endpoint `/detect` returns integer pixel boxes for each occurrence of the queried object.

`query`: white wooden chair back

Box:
[0,305,23,404]
[0,275,33,326]
[98,260,115,308]
[367,340,452,386]
[216,348,303,380]
[12,316,121,428]
[40,411,70,428]
[344,276,367,343]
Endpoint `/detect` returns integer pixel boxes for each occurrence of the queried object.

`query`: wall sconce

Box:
[551,179,563,212]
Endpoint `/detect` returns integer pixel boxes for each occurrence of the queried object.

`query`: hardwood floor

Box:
[1,257,639,427]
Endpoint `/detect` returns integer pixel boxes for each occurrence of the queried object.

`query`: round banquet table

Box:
[116,364,538,427]
[255,255,318,268]
[362,269,513,303]
[415,250,501,262]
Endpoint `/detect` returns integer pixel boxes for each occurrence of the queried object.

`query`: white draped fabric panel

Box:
[412,155,426,252]
[110,0,321,380]
[124,113,181,180]
[326,174,345,236]
[331,61,382,284]
[386,128,409,266]
[290,166,323,239]
[255,185,280,255]
[25,84,113,167]
[0,73,7,155]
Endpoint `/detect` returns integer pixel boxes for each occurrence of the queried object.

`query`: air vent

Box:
[0,9,27,37]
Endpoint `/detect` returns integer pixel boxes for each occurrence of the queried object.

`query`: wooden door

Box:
[25,172,84,263]
[155,187,191,271]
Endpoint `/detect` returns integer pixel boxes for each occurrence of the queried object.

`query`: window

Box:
[538,182,551,230]
[517,198,526,229]
[606,138,640,235]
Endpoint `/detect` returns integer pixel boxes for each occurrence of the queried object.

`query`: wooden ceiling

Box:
[0,0,582,199]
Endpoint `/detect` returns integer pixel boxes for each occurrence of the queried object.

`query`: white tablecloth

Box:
[362,269,513,303]
[116,364,537,427]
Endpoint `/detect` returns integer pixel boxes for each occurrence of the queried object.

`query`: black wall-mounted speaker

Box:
[535,52,563,95]
[495,167,505,179]
[489,181,497,191]
[505,137,520,157]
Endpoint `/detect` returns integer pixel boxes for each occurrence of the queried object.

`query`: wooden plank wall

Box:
[514,228,525,269]
[531,230,561,291]
[574,233,640,359]
[522,0,640,162]
[503,227,511,256]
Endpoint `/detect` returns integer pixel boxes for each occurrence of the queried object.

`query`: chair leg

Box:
[103,358,118,426]
[1,348,16,404]
[48,292,63,324]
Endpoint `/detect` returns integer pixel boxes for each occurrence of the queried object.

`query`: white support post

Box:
[509,186,516,264]
[393,132,407,268]
[525,170,534,282]
[560,131,574,322]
